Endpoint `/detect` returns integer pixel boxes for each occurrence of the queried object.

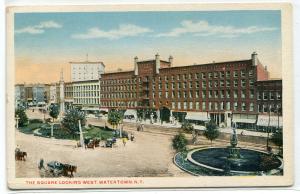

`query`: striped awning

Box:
[185,112,210,121]
[257,115,283,127]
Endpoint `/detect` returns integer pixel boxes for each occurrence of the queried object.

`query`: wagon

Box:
[47,161,64,177]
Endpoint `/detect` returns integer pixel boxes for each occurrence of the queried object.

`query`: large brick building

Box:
[100,52,280,128]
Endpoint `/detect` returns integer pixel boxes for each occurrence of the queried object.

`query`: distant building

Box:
[70,60,105,82]
[15,84,26,108]
[49,83,60,104]
[72,80,101,112]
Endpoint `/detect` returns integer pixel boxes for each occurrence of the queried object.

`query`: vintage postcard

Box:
[6,3,293,189]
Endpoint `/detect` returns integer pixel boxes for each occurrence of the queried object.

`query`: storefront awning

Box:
[82,107,100,111]
[185,112,210,121]
[257,115,283,127]
[232,118,256,124]
[100,108,109,112]
[124,109,137,118]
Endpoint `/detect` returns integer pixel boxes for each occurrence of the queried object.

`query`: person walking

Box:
[122,137,127,147]
[38,158,45,170]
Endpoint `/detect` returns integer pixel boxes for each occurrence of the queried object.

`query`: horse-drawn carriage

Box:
[45,160,77,177]
[84,137,101,149]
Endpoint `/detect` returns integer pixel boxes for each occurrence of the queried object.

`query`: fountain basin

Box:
[185,147,283,175]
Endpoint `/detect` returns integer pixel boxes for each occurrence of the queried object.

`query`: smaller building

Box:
[73,80,101,113]
[15,84,26,108]
[255,79,282,131]
[70,60,105,82]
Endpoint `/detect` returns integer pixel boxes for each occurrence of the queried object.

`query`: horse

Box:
[94,139,100,147]
[15,151,27,161]
[86,139,95,149]
[63,164,77,177]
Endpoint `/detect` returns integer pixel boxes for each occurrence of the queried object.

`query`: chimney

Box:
[134,56,138,76]
[169,55,173,66]
[251,51,258,66]
[155,53,160,74]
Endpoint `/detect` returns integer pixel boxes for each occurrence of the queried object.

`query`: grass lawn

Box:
[83,126,115,140]
[19,123,44,134]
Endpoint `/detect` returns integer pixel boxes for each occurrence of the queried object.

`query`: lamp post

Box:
[78,120,84,148]
[15,116,20,129]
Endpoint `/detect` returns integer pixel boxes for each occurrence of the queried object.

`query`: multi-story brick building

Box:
[256,79,282,131]
[100,52,281,128]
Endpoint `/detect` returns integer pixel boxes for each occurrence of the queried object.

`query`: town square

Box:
[13,10,284,179]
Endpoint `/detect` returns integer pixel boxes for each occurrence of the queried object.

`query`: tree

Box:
[203,120,220,146]
[15,108,28,127]
[182,121,197,144]
[107,110,122,129]
[172,133,188,152]
[49,104,59,122]
[62,109,86,135]
[271,129,283,155]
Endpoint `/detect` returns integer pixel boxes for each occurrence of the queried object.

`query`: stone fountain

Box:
[227,122,241,159]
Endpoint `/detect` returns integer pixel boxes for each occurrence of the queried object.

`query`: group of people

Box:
[122,133,135,146]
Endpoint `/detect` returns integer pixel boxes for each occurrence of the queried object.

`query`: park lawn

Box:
[38,124,79,140]
[84,126,115,140]
[19,123,44,134]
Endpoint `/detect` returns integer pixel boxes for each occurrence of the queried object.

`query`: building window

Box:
[242,102,246,111]
[195,91,199,98]
[250,90,254,99]
[202,102,206,110]
[226,71,231,78]
[249,80,254,87]
[226,80,230,87]
[196,102,200,110]
[220,71,225,78]
[241,79,246,87]
[165,91,168,98]
[241,70,246,77]
[209,81,213,88]
[196,82,200,88]
[208,72,213,79]
[220,80,224,87]
[226,102,230,110]
[189,91,193,98]
[263,92,268,100]
[220,90,225,98]
[234,90,238,98]
[202,73,206,79]
[183,91,187,98]
[249,70,254,77]
[226,90,231,98]
[202,81,206,88]
[183,82,187,89]
[189,102,193,109]
[234,102,238,111]
[202,91,206,98]
[214,81,218,88]
[277,92,281,100]
[234,71,238,78]
[214,72,218,78]
[172,91,175,98]
[214,102,218,110]
[178,102,181,109]
[234,80,238,87]
[188,74,192,80]
[189,82,193,89]
[209,90,213,98]
[270,92,274,100]
[214,91,219,98]
[241,90,246,98]
[209,102,212,110]
[184,102,187,110]
[172,102,175,109]
[250,103,254,111]
[220,102,224,110]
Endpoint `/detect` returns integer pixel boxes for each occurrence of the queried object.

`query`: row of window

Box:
[74,98,99,105]
[73,85,100,91]
[73,91,100,98]
[257,91,281,100]
[101,69,254,85]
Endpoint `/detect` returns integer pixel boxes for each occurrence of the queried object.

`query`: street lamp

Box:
[15,116,20,129]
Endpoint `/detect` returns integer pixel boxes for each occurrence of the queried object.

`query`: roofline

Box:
[69,61,105,66]
[72,79,100,84]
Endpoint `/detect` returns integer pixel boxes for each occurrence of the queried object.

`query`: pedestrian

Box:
[130,133,135,141]
[38,158,45,170]
[122,137,127,147]
[141,124,144,132]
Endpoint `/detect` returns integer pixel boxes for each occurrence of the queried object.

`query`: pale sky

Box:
[14,10,282,84]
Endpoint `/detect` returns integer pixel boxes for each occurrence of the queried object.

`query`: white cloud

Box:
[157,20,277,38]
[71,24,152,40]
[15,20,62,35]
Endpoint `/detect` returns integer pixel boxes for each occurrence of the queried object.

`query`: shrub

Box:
[15,108,28,127]
[203,120,220,146]
[172,133,188,152]
[29,119,43,123]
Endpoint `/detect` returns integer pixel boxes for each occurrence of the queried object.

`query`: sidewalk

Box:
[92,118,269,138]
